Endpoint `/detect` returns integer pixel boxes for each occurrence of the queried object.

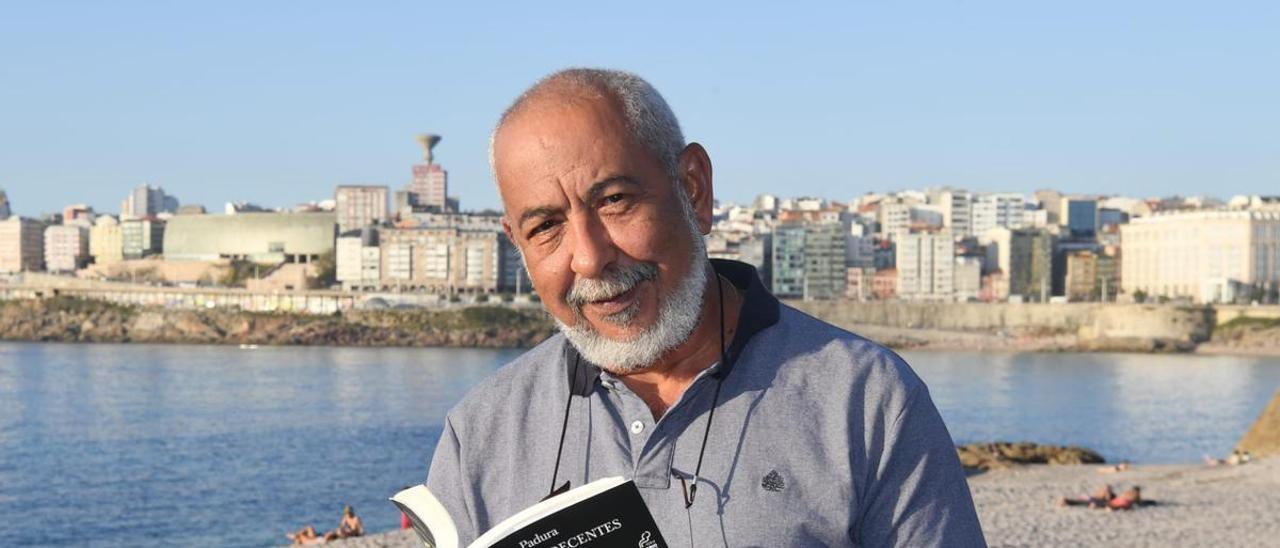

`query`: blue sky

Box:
[1,1,1277,217]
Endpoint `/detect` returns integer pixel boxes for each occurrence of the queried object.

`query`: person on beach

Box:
[1058,484,1117,508]
[1058,484,1148,511]
[424,68,985,547]
[286,525,325,545]
[1098,461,1130,473]
[1106,486,1142,511]
[322,505,364,541]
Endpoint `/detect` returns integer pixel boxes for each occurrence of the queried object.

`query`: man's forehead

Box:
[494,95,637,201]
[496,94,629,156]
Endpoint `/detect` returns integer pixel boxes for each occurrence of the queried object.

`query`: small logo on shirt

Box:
[762,469,786,492]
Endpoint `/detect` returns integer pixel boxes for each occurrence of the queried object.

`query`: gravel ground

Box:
[316,458,1280,548]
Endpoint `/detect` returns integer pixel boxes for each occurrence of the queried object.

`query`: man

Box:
[426,68,986,547]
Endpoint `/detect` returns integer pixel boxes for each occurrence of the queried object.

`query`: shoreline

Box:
[321,458,1280,548]
[2,297,1279,357]
[840,322,1280,357]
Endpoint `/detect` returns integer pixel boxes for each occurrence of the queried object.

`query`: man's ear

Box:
[678,142,714,234]
[501,216,517,246]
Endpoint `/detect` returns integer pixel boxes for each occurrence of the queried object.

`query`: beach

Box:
[322,457,1280,548]
[970,457,1280,547]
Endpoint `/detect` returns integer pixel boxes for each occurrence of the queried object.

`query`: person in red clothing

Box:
[1107,486,1142,511]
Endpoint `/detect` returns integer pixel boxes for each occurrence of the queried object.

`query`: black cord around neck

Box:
[681,274,728,508]
[546,352,580,500]
[548,272,733,507]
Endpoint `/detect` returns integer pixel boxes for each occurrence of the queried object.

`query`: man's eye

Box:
[529,220,558,237]
[603,193,626,205]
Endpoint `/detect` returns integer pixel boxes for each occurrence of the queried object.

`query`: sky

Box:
[1,1,1277,217]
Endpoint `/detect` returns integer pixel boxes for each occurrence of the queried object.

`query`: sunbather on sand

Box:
[1098,461,1130,474]
[1106,486,1142,511]
[287,525,325,545]
[1058,484,1116,508]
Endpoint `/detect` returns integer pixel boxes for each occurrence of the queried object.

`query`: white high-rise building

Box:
[928,188,972,237]
[878,201,912,239]
[336,228,382,290]
[971,193,1028,237]
[896,230,955,301]
[1121,210,1280,303]
[44,224,90,272]
[120,184,179,220]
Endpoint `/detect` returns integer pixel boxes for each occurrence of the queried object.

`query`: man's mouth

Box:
[584,283,641,316]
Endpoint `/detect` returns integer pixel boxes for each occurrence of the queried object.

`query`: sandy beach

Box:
[970,457,1280,547]
[320,457,1280,548]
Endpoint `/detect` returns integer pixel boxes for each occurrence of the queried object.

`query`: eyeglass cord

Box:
[680,274,727,509]
[547,272,731,510]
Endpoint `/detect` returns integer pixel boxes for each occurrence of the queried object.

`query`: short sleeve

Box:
[853,384,987,547]
[425,415,483,545]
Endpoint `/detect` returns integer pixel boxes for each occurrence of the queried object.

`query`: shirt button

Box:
[630,420,645,435]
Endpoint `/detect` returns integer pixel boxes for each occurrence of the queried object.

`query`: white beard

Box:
[555,205,709,374]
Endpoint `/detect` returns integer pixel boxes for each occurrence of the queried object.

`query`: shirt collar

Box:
[565,259,781,396]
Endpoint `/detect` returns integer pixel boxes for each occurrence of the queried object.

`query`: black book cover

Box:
[489,481,668,548]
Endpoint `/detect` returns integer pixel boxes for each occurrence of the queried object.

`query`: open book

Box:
[391,477,668,548]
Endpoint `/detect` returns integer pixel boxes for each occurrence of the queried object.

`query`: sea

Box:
[1,342,1277,547]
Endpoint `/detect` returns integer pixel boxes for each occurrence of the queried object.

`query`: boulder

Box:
[957,442,1105,470]
[1237,390,1280,459]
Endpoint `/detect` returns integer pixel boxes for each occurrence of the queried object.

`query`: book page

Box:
[391,484,460,548]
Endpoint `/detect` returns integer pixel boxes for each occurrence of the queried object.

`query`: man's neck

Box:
[615,269,742,419]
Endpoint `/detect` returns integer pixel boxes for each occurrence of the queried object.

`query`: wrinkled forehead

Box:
[492,95,646,203]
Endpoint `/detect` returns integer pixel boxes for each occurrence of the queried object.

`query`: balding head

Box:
[491,68,686,182]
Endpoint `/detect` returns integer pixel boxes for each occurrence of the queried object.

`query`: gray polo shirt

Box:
[426,260,985,547]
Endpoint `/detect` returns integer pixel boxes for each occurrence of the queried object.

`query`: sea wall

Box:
[3,294,1275,353]
[1215,305,1280,326]
[788,301,1217,350]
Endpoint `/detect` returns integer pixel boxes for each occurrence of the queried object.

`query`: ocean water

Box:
[0,342,1276,547]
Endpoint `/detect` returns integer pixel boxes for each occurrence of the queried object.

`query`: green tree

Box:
[309,250,337,289]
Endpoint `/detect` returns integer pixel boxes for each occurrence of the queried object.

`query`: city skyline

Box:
[0,174,1272,220]
[2,1,1278,216]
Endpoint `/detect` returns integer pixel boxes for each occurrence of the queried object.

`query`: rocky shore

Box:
[0,297,555,348]
[3,296,1278,355]
[957,442,1106,470]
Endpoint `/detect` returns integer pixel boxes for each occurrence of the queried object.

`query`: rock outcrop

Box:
[1237,390,1280,459]
[958,442,1106,470]
[0,297,556,348]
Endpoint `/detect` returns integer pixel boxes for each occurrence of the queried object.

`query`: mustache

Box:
[565,262,659,307]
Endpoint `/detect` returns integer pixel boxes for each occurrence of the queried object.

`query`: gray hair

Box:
[490,68,687,181]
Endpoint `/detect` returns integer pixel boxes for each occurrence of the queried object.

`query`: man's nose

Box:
[568,214,617,278]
